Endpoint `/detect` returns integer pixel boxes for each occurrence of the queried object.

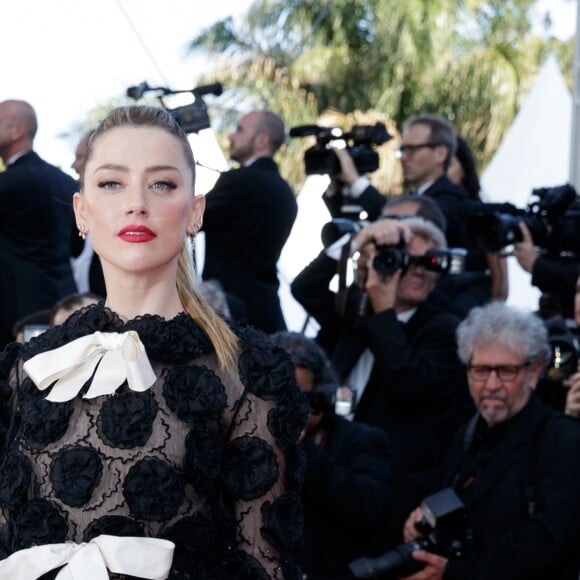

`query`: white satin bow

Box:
[0,535,175,580]
[23,331,157,402]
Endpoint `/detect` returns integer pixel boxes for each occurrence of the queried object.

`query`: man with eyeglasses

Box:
[401,301,580,580]
[324,114,470,249]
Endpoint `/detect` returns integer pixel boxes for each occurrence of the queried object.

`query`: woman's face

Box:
[74,126,204,280]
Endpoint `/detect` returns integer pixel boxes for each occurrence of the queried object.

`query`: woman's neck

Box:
[104,281,184,321]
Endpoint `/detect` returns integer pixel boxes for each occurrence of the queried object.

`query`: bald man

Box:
[201,110,297,333]
[0,99,78,347]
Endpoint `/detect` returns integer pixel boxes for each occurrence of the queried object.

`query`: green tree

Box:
[188,0,571,191]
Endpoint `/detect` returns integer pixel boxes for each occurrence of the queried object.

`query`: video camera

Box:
[471,184,580,254]
[349,488,469,578]
[126,81,224,134]
[289,122,392,176]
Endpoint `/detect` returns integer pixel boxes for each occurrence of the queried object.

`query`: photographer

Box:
[270,331,393,580]
[401,302,580,580]
[291,216,472,547]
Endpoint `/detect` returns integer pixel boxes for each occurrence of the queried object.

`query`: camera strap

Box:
[334,237,369,323]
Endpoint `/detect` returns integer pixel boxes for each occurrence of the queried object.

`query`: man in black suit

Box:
[322,114,470,247]
[201,110,297,333]
[291,216,472,547]
[402,301,580,580]
[0,99,77,348]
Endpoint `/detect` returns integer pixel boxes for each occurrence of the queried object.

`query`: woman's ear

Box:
[73,192,87,229]
[188,194,206,234]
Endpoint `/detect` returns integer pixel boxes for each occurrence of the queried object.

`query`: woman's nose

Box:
[124,187,148,215]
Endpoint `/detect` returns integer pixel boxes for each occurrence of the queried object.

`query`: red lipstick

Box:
[117,225,157,243]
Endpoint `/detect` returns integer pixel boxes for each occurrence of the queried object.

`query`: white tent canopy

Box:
[480,54,573,311]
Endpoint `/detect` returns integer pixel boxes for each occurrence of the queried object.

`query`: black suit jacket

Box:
[202,157,297,333]
[0,152,77,346]
[441,396,580,579]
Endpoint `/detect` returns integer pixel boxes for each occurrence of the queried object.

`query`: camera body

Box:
[168,101,211,134]
[289,123,392,176]
[349,488,468,578]
[471,184,580,253]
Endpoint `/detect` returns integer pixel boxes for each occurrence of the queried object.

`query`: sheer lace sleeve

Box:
[224,326,308,579]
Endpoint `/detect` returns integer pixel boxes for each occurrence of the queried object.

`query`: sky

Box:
[1,0,253,174]
[1,0,577,175]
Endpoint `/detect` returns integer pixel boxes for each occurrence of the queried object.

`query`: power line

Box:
[114,0,171,86]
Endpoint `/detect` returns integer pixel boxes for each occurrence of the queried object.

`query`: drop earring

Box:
[78,225,87,240]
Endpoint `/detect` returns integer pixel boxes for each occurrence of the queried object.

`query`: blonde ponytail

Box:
[176,243,239,369]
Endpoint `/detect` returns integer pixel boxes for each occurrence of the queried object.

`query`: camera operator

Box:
[270,331,393,580]
[513,220,580,320]
[325,114,469,246]
[325,115,496,314]
[400,302,580,580]
[291,216,472,548]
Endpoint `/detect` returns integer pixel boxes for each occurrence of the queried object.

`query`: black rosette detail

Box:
[23,303,110,357]
[183,427,222,494]
[238,328,296,400]
[0,452,31,509]
[267,390,308,450]
[220,550,270,580]
[14,499,68,550]
[125,313,213,364]
[50,446,103,507]
[161,514,217,576]
[163,365,227,425]
[221,435,279,501]
[83,515,145,542]
[19,388,73,446]
[97,390,158,449]
[124,457,184,521]
[260,491,304,556]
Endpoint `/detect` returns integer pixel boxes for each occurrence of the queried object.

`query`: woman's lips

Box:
[117,225,157,243]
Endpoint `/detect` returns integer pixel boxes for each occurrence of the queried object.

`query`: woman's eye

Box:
[151,181,177,192]
[97,180,121,190]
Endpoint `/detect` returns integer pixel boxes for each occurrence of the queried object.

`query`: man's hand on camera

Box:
[514,222,540,273]
[403,507,424,542]
[399,551,447,580]
[365,256,400,312]
[333,147,360,186]
[352,218,412,250]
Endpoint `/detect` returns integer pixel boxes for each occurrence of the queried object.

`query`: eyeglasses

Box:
[467,363,531,382]
[395,142,441,158]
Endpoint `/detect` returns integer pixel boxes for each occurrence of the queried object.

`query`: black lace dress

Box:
[0,304,308,579]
